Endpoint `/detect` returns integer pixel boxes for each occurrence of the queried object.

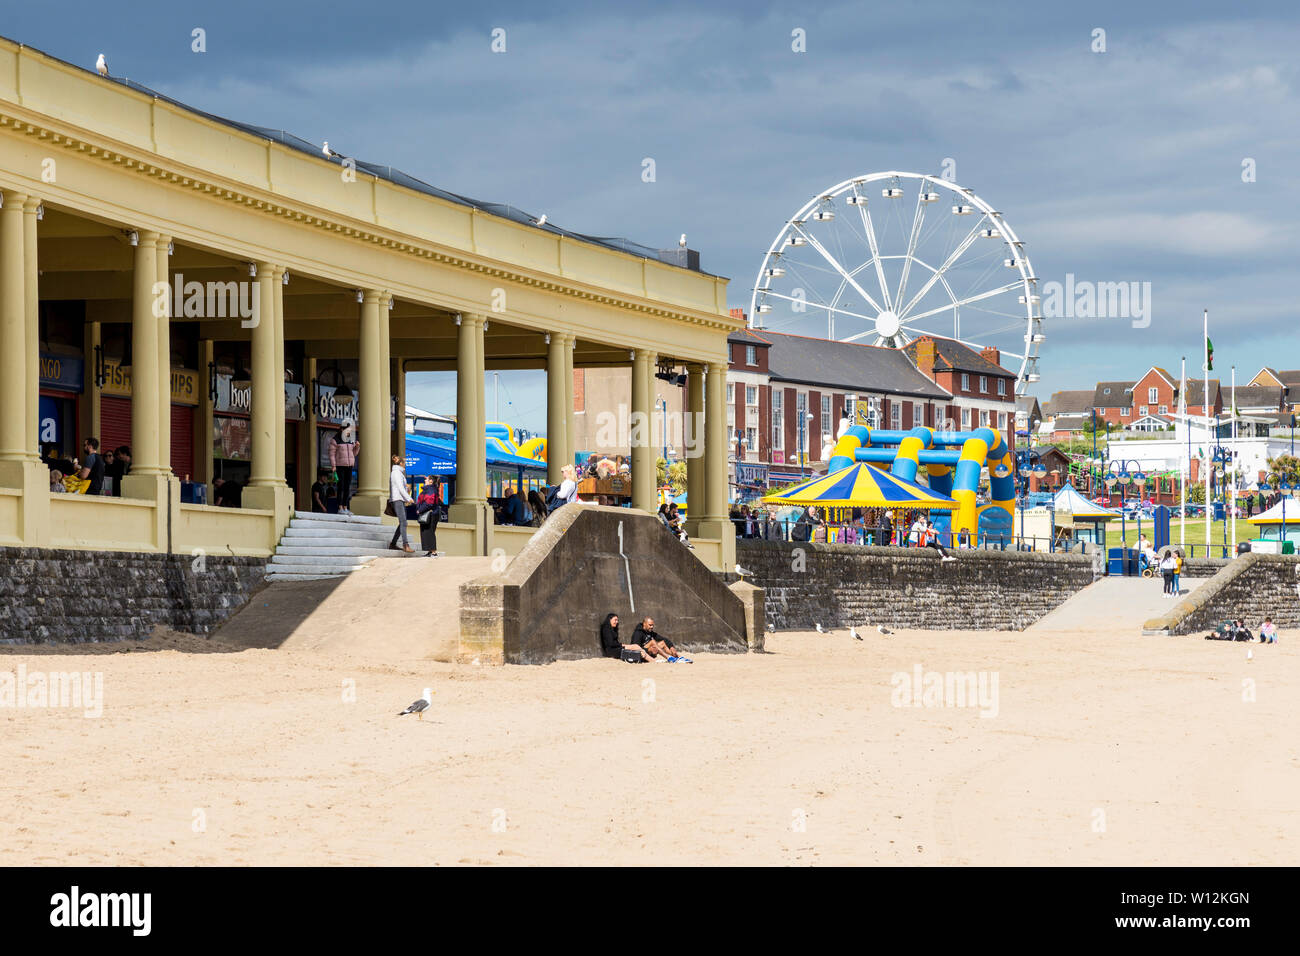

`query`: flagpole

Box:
[1179,356,1186,550]
[1204,309,1211,552]
[1231,365,1237,553]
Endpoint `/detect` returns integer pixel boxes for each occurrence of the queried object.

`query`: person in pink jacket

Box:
[329,420,360,514]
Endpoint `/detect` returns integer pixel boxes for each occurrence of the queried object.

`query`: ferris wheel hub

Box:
[874,310,901,338]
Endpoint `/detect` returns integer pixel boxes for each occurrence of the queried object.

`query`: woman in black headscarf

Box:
[600,613,649,661]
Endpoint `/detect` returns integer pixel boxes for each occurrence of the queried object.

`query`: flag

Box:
[1205,336,1214,371]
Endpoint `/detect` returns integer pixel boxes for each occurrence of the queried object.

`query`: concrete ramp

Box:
[212,556,499,661]
[1027,575,1203,634]
[460,505,755,664]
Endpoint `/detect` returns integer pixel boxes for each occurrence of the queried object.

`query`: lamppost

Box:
[1209,444,1234,557]
[659,397,669,463]
[1103,459,1146,547]
[1259,474,1293,545]
[732,433,748,503]
[1015,449,1048,549]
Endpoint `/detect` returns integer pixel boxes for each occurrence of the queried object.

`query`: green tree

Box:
[1266,454,1300,484]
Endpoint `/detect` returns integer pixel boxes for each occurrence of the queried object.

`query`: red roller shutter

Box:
[100,396,132,454]
[170,404,194,479]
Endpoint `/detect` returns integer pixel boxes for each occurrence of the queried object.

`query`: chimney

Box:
[980,346,1001,367]
[916,336,936,379]
[729,307,747,323]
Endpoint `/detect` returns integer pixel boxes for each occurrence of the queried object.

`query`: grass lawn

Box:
[1102,517,1264,554]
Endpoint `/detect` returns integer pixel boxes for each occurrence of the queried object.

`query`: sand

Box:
[1,620,1295,866]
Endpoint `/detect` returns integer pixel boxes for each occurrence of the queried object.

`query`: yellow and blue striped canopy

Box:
[761,462,957,508]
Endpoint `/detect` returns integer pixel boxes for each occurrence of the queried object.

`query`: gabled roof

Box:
[901,337,1011,377]
[727,328,772,346]
[750,331,951,399]
[1230,385,1286,410]
[1092,382,1134,409]
[1042,390,1095,416]
[1016,395,1042,415]
[1175,379,1222,407]
[1133,366,1176,388]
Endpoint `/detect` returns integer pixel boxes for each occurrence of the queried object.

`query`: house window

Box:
[746,385,758,406]
[1159,404,1168,415]
[795,392,808,456]
[1148,387,1158,403]
[1140,405,1148,416]
[980,409,989,427]
[727,383,734,404]
[961,373,970,391]
[1121,407,1129,417]
[772,390,783,450]
[891,401,901,429]
[979,375,988,393]
[997,379,1006,396]
[746,427,757,458]
[821,394,831,437]
[961,407,971,428]
[746,345,757,366]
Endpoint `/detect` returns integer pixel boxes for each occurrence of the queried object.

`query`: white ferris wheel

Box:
[748,171,1043,394]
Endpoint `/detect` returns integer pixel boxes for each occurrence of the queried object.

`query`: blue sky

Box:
[10,1,1298,430]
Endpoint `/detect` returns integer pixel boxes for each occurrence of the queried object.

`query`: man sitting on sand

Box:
[600,613,652,662]
[632,616,680,660]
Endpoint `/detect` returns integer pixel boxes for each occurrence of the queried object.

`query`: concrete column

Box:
[0,192,26,460]
[474,314,487,499]
[449,312,489,549]
[563,333,576,471]
[379,292,393,466]
[0,190,27,461]
[392,354,406,463]
[631,348,656,512]
[352,289,386,513]
[23,197,38,457]
[82,320,101,448]
[704,362,728,520]
[155,234,172,475]
[196,338,214,488]
[453,314,480,504]
[128,231,163,476]
[685,363,705,525]
[246,262,279,487]
[298,354,317,505]
[272,266,287,486]
[546,332,566,484]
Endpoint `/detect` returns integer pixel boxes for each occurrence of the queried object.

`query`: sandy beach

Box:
[2,616,1294,867]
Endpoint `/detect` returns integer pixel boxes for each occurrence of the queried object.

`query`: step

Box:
[264,562,370,576]
[282,527,395,541]
[265,570,354,582]
[269,554,377,568]
[274,545,412,558]
[290,511,382,525]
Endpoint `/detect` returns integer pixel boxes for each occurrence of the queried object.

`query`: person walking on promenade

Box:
[388,454,414,553]
[417,478,442,557]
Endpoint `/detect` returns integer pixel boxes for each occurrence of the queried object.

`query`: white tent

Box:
[1052,483,1118,520]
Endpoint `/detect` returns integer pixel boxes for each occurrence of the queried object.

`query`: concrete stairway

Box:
[267,511,420,581]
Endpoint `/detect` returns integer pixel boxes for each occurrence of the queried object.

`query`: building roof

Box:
[1250,367,1300,388]
[10,35,711,277]
[1050,413,1089,430]
[1016,395,1042,415]
[1230,385,1286,410]
[749,331,951,399]
[901,337,1011,377]
[727,328,772,346]
[1092,381,1133,409]
[1175,379,1222,407]
[1042,390,1095,416]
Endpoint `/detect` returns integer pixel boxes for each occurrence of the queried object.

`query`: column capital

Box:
[633,348,657,363]
[707,360,729,375]
[21,196,40,214]
[361,288,383,305]
[0,189,28,209]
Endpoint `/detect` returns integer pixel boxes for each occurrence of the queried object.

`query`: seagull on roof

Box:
[398,687,433,720]
[535,214,547,227]
[679,234,687,248]
[322,141,343,159]
[96,54,109,77]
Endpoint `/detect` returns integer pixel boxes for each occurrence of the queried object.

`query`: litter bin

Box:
[1237,541,1252,555]
[1107,547,1130,576]
[1285,541,1296,555]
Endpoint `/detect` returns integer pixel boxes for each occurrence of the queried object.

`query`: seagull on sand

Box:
[850,626,862,641]
[95,54,109,77]
[398,687,433,720]
[814,623,825,633]
[877,624,893,635]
